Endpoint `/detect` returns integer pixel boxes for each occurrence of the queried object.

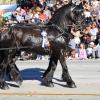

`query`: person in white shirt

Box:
[90,23,98,42]
[34,11,41,24]
[91,0,98,7]
[84,9,91,23]
[25,9,33,24]
[86,42,94,59]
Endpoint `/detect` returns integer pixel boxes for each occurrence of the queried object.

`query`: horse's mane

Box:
[50,3,72,27]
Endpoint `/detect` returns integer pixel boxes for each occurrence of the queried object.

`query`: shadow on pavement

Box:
[20,68,45,81]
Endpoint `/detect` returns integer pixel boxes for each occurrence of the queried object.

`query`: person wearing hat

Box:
[86,42,94,59]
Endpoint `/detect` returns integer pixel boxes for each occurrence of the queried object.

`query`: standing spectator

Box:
[76,43,87,60]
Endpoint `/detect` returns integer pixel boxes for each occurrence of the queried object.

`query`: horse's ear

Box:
[69,0,74,6]
[78,2,84,9]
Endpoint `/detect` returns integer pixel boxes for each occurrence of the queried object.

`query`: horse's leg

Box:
[6,55,23,86]
[0,54,14,90]
[60,50,76,88]
[0,51,8,90]
[6,60,23,86]
[0,64,9,90]
[42,54,58,87]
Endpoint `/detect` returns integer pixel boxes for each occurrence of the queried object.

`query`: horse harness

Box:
[0,22,82,52]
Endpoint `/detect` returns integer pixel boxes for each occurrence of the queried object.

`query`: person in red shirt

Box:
[39,10,48,24]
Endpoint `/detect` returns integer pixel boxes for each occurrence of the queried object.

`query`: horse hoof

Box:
[47,82,54,87]
[67,82,77,88]
[15,76,23,86]
[1,82,9,90]
[61,77,66,82]
[42,78,54,87]
[16,77,23,86]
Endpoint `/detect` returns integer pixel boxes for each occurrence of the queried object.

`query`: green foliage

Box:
[0,15,6,30]
[2,0,6,4]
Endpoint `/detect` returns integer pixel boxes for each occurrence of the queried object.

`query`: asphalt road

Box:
[0,59,100,100]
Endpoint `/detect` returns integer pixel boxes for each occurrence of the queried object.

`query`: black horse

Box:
[0,2,85,89]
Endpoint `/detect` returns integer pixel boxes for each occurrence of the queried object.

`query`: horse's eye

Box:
[75,10,79,15]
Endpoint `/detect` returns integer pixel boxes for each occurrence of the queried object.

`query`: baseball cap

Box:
[89,42,94,45]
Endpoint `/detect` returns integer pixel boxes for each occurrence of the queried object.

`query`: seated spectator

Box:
[46,0,54,7]
[76,43,87,60]
[92,38,100,59]
[86,42,94,59]
[34,11,41,24]
[35,5,41,15]
[63,0,69,5]
[44,6,51,22]
[82,24,91,49]
[91,7,99,22]
[51,5,57,16]
[75,47,79,58]
[75,0,81,5]
[84,1,90,10]
[96,1,100,25]
[20,8,26,18]
[20,51,29,61]
[36,54,42,60]
[15,11,24,23]
[56,0,63,9]
[39,10,48,24]
[68,35,76,60]
[91,0,98,7]
[84,9,91,23]
[90,23,98,42]
[25,9,33,24]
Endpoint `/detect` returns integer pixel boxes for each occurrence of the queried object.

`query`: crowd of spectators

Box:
[1,0,100,60]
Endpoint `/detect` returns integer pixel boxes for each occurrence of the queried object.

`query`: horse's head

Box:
[70,2,86,30]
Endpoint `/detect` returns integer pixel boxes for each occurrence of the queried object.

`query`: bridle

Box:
[71,3,84,32]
